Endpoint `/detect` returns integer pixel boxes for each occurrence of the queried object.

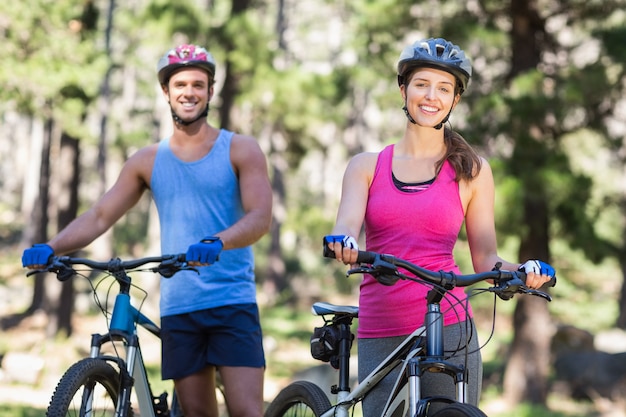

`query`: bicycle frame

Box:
[262,247,554,417]
[316,297,470,417]
[30,254,198,417]
[87,281,174,417]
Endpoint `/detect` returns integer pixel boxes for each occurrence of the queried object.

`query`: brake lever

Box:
[491,282,553,302]
[519,287,552,302]
[155,260,199,278]
[27,261,76,281]
[346,265,374,277]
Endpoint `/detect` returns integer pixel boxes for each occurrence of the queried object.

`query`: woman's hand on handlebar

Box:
[323,235,359,265]
[518,260,556,289]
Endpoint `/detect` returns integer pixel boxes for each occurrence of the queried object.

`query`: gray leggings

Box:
[358,319,482,417]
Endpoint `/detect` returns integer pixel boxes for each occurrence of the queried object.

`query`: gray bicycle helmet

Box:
[157,44,216,85]
[397,38,472,94]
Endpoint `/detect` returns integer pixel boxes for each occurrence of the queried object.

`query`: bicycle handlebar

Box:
[26,253,191,280]
[323,246,554,302]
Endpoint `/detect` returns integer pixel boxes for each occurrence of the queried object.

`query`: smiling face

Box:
[162,67,213,124]
[400,67,460,128]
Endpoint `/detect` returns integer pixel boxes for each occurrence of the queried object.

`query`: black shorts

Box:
[160,303,265,380]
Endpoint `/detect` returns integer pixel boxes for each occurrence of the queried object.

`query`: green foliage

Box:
[2,3,626,414]
[0,405,44,417]
[596,26,626,63]
[482,398,591,417]
[0,0,104,109]
[144,0,206,40]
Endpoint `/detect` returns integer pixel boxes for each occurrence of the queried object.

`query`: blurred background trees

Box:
[1,0,625,412]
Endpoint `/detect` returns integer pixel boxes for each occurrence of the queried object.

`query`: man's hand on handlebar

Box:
[22,243,54,270]
[323,235,359,265]
[185,236,223,266]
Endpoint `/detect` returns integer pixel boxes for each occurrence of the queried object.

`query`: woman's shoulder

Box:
[352,144,394,164]
[348,150,382,172]
[351,150,380,162]
[475,156,492,178]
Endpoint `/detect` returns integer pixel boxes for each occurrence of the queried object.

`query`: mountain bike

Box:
[27,253,198,417]
[264,248,555,417]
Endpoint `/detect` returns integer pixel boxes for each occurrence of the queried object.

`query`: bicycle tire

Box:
[46,357,133,417]
[264,380,332,417]
[429,403,487,417]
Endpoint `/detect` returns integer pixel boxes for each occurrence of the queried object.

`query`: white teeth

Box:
[182,103,196,108]
[421,105,438,112]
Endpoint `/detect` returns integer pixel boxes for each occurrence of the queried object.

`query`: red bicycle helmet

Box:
[157,44,216,85]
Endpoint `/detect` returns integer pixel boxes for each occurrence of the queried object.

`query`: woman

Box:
[324,38,555,414]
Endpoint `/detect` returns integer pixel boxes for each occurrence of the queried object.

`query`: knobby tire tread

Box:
[264,380,332,417]
[46,357,132,417]
[429,402,488,417]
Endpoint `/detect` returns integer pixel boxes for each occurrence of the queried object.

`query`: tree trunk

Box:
[47,132,81,337]
[616,202,626,329]
[503,190,554,404]
[262,130,288,302]
[502,0,553,405]
[29,115,54,314]
[217,0,252,130]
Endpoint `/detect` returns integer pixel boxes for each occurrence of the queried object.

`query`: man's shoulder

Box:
[130,143,160,160]
[126,143,159,175]
[228,131,264,155]
[229,131,258,145]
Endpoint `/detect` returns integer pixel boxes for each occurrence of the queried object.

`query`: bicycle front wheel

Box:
[429,403,487,417]
[46,357,126,417]
[264,380,332,417]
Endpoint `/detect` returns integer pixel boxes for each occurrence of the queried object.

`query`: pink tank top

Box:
[360,144,471,338]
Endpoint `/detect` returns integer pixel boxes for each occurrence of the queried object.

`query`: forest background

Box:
[1,0,626,416]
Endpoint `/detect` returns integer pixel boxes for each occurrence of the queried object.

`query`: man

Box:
[22,44,273,417]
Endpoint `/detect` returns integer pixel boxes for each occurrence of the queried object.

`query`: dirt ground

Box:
[0,299,309,412]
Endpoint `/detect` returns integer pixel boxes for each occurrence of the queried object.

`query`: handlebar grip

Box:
[356,250,377,264]
[322,244,335,259]
[322,244,378,264]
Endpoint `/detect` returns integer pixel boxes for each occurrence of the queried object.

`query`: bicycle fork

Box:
[86,292,163,417]
[408,303,469,417]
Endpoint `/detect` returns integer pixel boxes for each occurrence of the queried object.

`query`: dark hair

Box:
[437,128,482,182]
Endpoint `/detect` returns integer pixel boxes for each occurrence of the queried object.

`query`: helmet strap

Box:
[433,109,452,130]
[171,104,210,126]
[402,103,417,125]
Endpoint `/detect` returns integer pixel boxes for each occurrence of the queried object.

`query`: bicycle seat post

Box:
[336,321,352,395]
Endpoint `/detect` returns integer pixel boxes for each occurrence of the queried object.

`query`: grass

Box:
[0,405,44,417]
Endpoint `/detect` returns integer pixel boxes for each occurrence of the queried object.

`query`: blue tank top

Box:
[151,129,256,317]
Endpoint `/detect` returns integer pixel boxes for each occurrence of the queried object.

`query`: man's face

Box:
[163,68,213,123]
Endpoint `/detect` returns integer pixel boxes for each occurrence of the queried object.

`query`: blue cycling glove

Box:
[22,243,54,268]
[519,260,556,278]
[323,235,359,250]
[185,236,223,265]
